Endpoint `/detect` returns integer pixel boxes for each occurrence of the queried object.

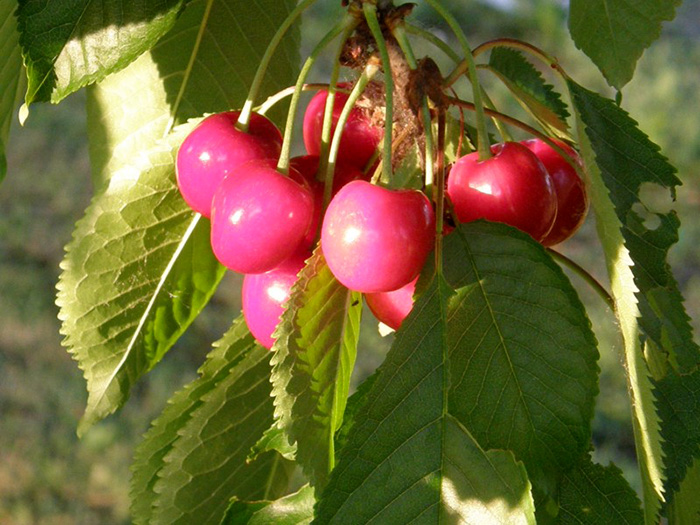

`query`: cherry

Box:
[321,180,435,293]
[290,155,368,247]
[302,87,382,170]
[521,138,589,246]
[210,159,314,274]
[365,276,417,331]
[242,250,309,349]
[176,111,282,216]
[446,141,558,242]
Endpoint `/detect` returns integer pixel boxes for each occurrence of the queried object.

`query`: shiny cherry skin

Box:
[210,159,314,274]
[290,155,368,247]
[521,138,589,246]
[446,141,558,242]
[176,111,282,216]
[242,250,309,349]
[365,276,417,331]
[321,180,435,293]
[302,87,382,170]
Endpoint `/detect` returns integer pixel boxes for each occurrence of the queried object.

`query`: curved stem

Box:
[363,2,394,184]
[403,22,461,63]
[276,14,356,175]
[256,83,342,116]
[547,249,615,311]
[324,65,379,209]
[237,0,318,131]
[423,0,490,160]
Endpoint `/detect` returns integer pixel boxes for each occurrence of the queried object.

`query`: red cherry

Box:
[290,155,369,247]
[521,138,589,246]
[302,87,382,169]
[365,277,417,330]
[321,180,435,293]
[242,251,309,349]
[176,111,282,216]
[210,159,314,274]
[446,142,558,242]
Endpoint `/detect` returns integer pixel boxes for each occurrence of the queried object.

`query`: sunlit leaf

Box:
[271,249,362,490]
[150,320,292,525]
[559,457,643,524]
[222,485,315,525]
[569,0,681,88]
[16,0,185,107]
[314,276,536,524]
[441,222,599,488]
[0,0,25,182]
[569,79,700,506]
[57,122,225,435]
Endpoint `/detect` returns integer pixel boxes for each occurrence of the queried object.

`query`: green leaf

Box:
[569,79,700,509]
[558,457,644,524]
[151,322,292,525]
[16,0,185,107]
[441,222,599,488]
[314,276,536,524]
[567,80,698,376]
[666,457,700,524]
[131,316,255,523]
[57,122,226,435]
[271,249,362,490]
[568,0,681,89]
[0,0,25,182]
[221,485,315,525]
[248,423,297,463]
[487,47,569,135]
[569,82,664,522]
[87,0,300,183]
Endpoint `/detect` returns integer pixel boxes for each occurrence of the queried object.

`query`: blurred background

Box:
[1,0,698,522]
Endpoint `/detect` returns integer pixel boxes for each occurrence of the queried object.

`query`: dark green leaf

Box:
[333,369,378,461]
[131,316,254,523]
[559,457,644,524]
[221,485,315,525]
[567,80,698,376]
[16,0,185,107]
[487,47,569,135]
[271,249,362,490]
[666,458,700,524]
[151,322,291,525]
[442,222,599,488]
[569,0,681,88]
[248,423,297,463]
[0,0,24,182]
[57,123,225,435]
[653,368,700,499]
[314,276,536,523]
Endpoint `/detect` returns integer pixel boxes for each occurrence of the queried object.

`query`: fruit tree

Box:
[2,0,699,523]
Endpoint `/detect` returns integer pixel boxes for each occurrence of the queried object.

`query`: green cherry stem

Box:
[472,38,563,75]
[403,22,461,63]
[363,2,394,184]
[547,249,615,311]
[256,84,343,116]
[324,64,379,209]
[423,0,490,160]
[237,0,318,132]
[276,14,357,175]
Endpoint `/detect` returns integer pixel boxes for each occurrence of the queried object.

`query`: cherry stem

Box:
[434,108,447,275]
[403,22,461,63]
[256,84,345,116]
[237,0,318,132]
[445,94,580,172]
[323,64,379,209]
[276,14,357,175]
[363,2,394,184]
[472,38,564,76]
[423,0,490,161]
[547,249,615,311]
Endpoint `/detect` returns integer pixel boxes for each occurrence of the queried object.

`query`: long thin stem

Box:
[547,249,615,311]
[256,83,341,116]
[237,0,318,131]
[363,2,394,184]
[276,15,357,174]
[403,22,461,63]
[423,0,490,160]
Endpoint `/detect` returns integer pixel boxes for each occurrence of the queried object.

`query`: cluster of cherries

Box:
[176,82,588,349]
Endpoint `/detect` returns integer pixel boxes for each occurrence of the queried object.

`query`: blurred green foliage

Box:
[1,1,698,522]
